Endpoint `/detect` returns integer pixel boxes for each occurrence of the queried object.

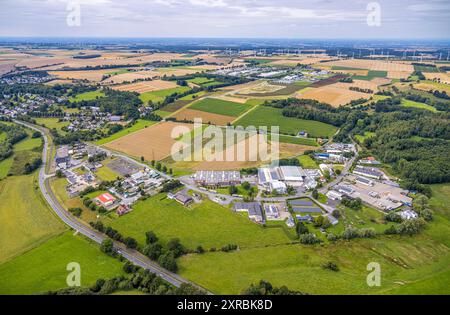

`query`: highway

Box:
[13,120,210,293]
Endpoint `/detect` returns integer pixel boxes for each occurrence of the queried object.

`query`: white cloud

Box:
[189,0,228,8]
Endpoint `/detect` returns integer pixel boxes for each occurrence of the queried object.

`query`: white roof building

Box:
[304,177,318,190]
[399,209,418,220]
[279,166,305,182]
[326,190,344,201]
[270,181,287,194]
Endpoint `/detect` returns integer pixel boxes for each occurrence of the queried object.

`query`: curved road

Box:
[13,120,210,293]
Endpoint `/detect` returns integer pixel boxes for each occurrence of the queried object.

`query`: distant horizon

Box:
[1,36,450,41]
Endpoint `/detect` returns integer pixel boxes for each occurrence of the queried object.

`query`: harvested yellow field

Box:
[322,59,414,73]
[102,71,158,84]
[213,95,248,104]
[0,63,16,76]
[191,136,314,171]
[220,80,262,92]
[331,69,369,76]
[154,67,207,76]
[194,54,232,65]
[413,82,450,94]
[103,67,207,84]
[49,69,113,82]
[269,56,333,66]
[18,52,185,70]
[371,77,392,85]
[297,86,370,107]
[105,122,194,161]
[332,79,379,92]
[423,72,450,84]
[112,80,178,93]
[172,109,235,125]
[387,71,411,79]
[236,81,284,95]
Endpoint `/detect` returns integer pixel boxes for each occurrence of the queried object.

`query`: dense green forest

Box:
[0,123,28,161]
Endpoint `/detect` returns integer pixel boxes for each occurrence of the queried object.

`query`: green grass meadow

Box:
[401,99,437,112]
[234,106,338,138]
[109,193,294,250]
[35,118,70,134]
[189,98,251,117]
[69,90,105,102]
[0,174,67,264]
[0,232,124,294]
[139,86,191,104]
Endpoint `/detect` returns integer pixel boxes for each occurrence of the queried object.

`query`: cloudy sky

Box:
[0,0,449,39]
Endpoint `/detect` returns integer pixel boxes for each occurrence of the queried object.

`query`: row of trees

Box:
[46,259,205,295]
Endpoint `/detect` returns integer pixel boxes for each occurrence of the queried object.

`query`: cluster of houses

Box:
[55,143,157,216]
[63,108,125,132]
[0,73,55,85]
[0,93,64,118]
[90,167,166,216]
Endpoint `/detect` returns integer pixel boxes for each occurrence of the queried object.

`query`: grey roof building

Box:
[234,202,264,223]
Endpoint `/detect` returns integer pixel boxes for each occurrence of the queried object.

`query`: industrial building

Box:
[258,165,318,191]
[194,170,241,187]
[264,204,280,220]
[234,202,264,223]
[353,166,383,180]
[55,145,70,167]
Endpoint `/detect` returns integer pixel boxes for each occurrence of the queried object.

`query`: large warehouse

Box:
[194,170,241,187]
[258,166,318,191]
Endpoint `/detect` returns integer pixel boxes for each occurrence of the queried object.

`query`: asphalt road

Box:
[13,120,210,293]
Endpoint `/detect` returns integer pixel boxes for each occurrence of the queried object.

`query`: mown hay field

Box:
[297,86,370,107]
[104,121,194,161]
[112,80,178,93]
[172,108,235,125]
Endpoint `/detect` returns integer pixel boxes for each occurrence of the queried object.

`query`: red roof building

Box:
[95,193,116,207]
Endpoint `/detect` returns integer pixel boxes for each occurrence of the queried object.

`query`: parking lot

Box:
[107,157,142,176]
[340,175,412,211]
